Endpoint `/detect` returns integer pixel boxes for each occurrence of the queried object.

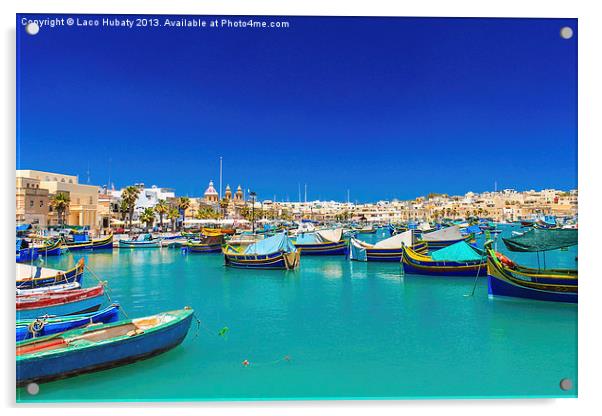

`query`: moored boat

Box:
[293,228,347,255]
[16,239,39,263]
[484,241,577,303]
[118,233,162,248]
[16,258,85,289]
[223,232,300,270]
[349,230,427,262]
[16,282,81,296]
[16,307,194,386]
[16,284,106,319]
[63,233,114,251]
[419,225,471,250]
[16,303,121,342]
[402,241,487,276]
[185,234,224,253]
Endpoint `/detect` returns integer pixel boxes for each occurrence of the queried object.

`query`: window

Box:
[61,178,65,183]
[29,200,34,208]
[69,179,73,184]
[40,200,44,207]
[89,196,93,204]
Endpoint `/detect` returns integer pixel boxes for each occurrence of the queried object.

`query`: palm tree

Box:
[167,207,180,232]
[121,186,141,229]
[50,192,70,226]
[139,207,155,231]
[177,197,191,229]
[154,199,169,230]
[119,199,129,222]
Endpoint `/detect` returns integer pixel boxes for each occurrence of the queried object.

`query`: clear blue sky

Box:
[17,15,577,202]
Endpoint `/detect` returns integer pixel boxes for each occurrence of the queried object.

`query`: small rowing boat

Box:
[16,303,121,342]
[17,308,194,386]
[118,233,162,248]
[16,285,105,320]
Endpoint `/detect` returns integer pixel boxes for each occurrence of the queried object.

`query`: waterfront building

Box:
[16,170,99,228]
[16,176,49,227]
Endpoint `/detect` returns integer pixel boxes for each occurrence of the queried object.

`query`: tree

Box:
[139,207,155,231]
[119,199,129,222]
[154,199,169,230]
[167,207,180,231]
[50,192,70,226]
[177,197,191,229]
[121,186,141,229]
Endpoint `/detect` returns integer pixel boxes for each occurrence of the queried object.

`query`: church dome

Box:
[204,180,218,196]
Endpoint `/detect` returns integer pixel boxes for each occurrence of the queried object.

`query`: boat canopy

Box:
[136,233,153,242]
[430,241,483,262]
[243,232,296,255]
[374,230,413,248]
[502,228,578,252]
[296,228,343,244]
[421,225,463,242]
[316,228,343,243]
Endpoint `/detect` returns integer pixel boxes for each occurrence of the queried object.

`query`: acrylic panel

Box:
[15,14,578,402]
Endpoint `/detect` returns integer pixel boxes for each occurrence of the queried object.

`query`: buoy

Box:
[242,359,250,367]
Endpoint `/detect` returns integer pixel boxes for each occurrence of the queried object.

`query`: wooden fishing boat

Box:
[349,231,427,262]
[33,238,63,256]
[293,229,347,255]
[16,258,85,289]
[17,282,80,296]
[16,303,120,342]
[16,308,194,386]
[223,233,300,270]
[419,226,471,250]
[357,225,377,234]
[484,241,577,303]
[17,284,105,320]
[185,234,224,253]
[118,233,162,248]
[16,238,39,263]
[64,233,114,251]
[520,220,535,227]
[401,241,486,276]
[202,227,236,236]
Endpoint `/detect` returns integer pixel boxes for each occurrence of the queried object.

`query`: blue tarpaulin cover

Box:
[430,241,483,262]
[295,233,321,244]
[243,232,297,255]
[16,224,31,233]
[464,225,481,234]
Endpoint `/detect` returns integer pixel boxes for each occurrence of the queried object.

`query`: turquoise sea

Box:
[17,225,577,402]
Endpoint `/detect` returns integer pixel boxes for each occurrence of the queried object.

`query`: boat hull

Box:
[16,286,105,320]
[16,260,85,289]
[401,247,486,277]
[118,240,161,248]
[16,309,194,386]
[224,251,300,270]
[187,243,222,253]
[295,240,347,256]
[66,234,114,251]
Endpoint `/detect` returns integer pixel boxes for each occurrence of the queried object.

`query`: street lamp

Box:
[249,191,257,234]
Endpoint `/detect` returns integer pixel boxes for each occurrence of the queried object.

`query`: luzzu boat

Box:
[16,239,39,263]
[293,228,347,255]
[16,308,194,386]
[485,241,577,303]
[16,303,121,342]
[349,230,427,262]
[35,238,63,256]
[185,234,224,253]
[223,232,300,270]
[16,284,106,320]
[16,258,85,290]
[64,233,114,251]
[118,233,162,248]
[357,225,377,234]
[402,241,487,276]
[419,225,471,251]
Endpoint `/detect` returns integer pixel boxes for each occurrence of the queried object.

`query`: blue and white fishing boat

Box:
[419,225,471,251]
[118,233,162,248]
[223,232,300,270]
[16,239,39,263]
[349,230,427,262]
[16,258,85,289]
[293,228,347,255]
[16,303,121,342]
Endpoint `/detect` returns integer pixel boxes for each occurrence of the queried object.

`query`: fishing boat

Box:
[16,303,121,342]
[16,239,39,263]
[419,226,471,251]
[35,238,63,256]
[17,282,81,296]
[349,230,427,262]
[16,307,194,386]
[202,227,236,236]
[402,241,487,276]
[16,284,106,320]
[357,225,377,234]
[223,232,300,270]
[63,232,114,251]
[16,258,85,289]
[293,228,347,255]
[185,234,224,253]
[520,219,535,227]
[485,241,577,303]
[118,233,162,248]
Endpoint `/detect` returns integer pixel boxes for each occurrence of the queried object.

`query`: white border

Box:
[2,1,601,415]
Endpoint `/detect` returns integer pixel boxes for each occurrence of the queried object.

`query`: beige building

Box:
[16,176,49,227]
[16,170,99,228]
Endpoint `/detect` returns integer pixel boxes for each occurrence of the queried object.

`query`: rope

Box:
[83,264,129,319]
